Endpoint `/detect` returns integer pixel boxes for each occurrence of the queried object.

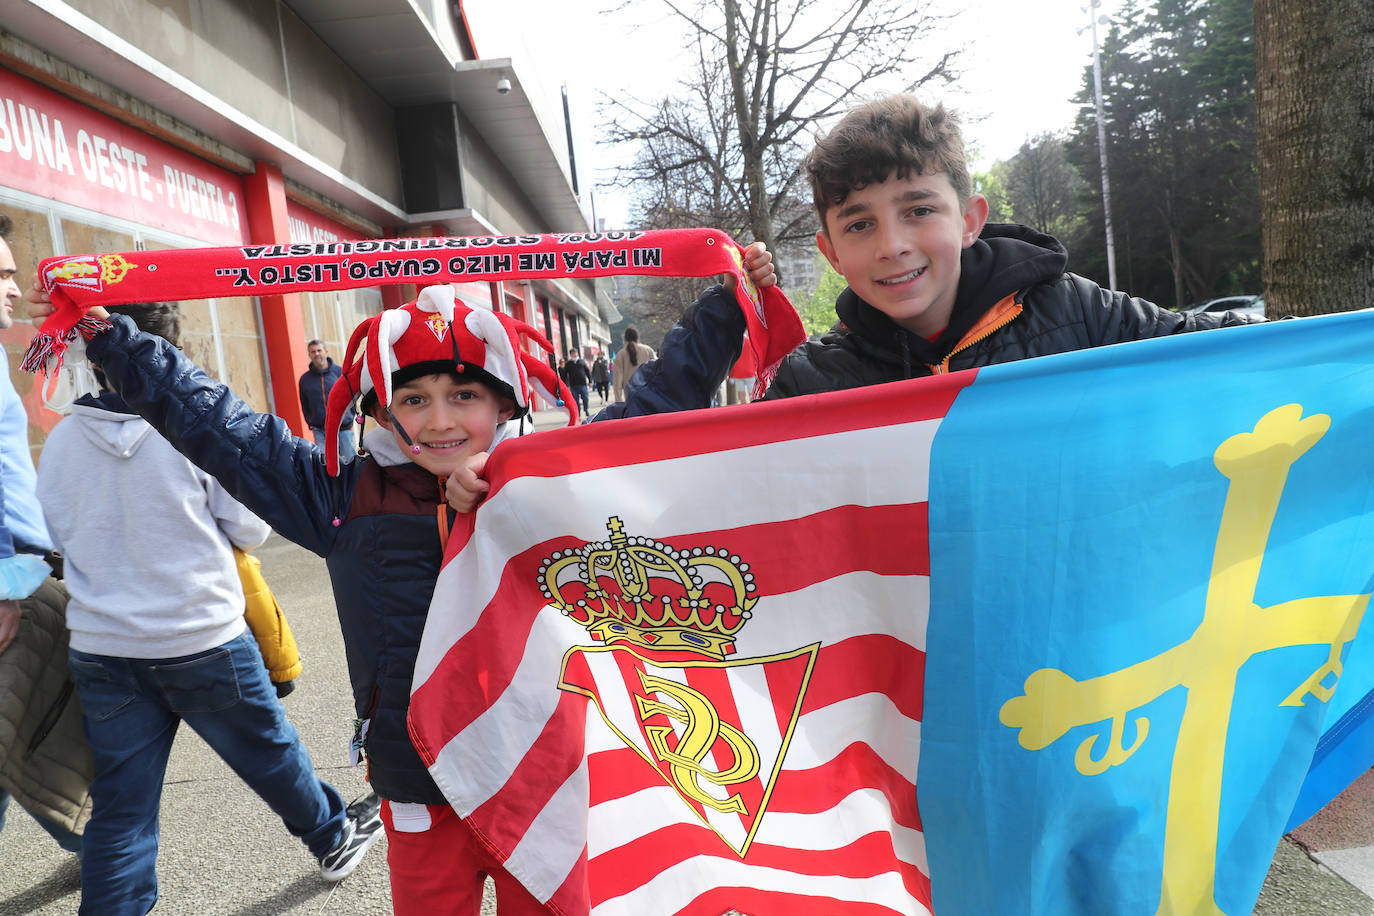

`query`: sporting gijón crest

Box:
[541,517,817,857]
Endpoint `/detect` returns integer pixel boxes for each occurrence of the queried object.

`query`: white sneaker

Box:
[318,793,383,882]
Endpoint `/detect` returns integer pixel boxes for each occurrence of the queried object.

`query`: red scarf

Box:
[28,228,804,392]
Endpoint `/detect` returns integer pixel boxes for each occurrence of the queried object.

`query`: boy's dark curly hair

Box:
[806,95,972,230]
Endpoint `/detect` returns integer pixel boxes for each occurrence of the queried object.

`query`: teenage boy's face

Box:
[816,171,988,339]
[375,373,514,478]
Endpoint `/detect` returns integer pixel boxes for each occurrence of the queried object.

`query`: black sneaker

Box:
[347,792,381,835]
[318,793,383,882]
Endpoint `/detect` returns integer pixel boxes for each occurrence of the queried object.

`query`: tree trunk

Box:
[1168,223,1186,311]
[1254,0,1374,317]
[743,151,776,259]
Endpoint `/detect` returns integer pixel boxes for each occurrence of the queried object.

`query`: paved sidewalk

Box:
[1280,770,1374,914]
[530,400,601,429]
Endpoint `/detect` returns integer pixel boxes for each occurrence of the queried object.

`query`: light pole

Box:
[1089,0,1118,292]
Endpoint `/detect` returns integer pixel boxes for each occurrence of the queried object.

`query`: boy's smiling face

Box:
[374,373,514,478]
[816,170,988,339]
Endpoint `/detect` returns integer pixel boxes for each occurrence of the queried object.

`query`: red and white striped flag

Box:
[407,376,965,915]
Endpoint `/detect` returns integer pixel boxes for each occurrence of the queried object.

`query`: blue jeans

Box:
[312,426,357,464]
[68,633,345,916]
[0,787,83,855]
[571,384,590,417]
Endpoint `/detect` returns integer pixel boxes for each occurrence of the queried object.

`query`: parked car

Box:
[1181,295,1266,318]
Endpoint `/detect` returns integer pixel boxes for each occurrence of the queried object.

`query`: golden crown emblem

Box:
[97,253,137,286]
[46,253,138,292]
[538,517,758,659]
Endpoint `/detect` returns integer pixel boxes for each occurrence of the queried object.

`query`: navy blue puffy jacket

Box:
[298,359,356,431]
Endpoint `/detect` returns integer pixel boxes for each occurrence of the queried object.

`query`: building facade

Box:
[1,0,614,457]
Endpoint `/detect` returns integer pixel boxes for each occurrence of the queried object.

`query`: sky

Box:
[463,0,1128,229]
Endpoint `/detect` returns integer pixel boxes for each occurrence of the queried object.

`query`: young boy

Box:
[35,302,381,914]
[598,95,1260,419]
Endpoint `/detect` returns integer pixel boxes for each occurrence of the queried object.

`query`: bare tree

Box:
[1005,133,1086,243]
[602,0,959,259]
[1254,0,1374,317]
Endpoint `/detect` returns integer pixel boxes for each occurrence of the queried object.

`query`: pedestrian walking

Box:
[611,327,656,402]
[299,339,358,465]
[591,353,610,404]
[563,348,591,418]
[0,212,88,862]
[36,302,381,916]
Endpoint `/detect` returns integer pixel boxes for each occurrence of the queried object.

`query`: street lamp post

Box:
[1089,0,1118,292]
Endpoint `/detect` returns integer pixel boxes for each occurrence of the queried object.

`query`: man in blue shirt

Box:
[299,339,356,464]
[0,211,84,857]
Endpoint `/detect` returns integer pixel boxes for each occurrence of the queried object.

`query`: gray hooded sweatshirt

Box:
[35,393,269,658]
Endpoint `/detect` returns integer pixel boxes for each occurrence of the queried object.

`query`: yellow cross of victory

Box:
[1000,403,1369,915]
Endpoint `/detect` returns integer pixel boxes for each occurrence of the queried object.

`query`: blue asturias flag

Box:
[921,310,1374,915]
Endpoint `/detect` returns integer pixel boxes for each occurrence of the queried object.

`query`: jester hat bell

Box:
[323,285,576,474]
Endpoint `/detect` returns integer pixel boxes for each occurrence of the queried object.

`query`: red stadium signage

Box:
[0,67,248,244]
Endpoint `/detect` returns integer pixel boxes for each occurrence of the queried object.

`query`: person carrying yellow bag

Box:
[235,547,302,698]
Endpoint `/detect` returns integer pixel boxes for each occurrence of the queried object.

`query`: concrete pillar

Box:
[243,161,309,436]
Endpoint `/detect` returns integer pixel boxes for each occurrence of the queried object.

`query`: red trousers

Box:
[381,800,548,916]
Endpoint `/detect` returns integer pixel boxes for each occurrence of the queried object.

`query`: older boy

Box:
[599,95,1258,418]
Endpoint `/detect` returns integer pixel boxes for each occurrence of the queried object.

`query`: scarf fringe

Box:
[20,316,112,375]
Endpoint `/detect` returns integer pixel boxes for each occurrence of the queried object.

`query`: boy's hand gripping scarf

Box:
[28,227,805,394]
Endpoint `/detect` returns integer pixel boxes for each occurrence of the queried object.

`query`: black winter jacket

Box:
[90,317,448,804]
[601,225,1260,418]
[767,223,1261,397]
[298,359,356,431]
[563,357,591,387]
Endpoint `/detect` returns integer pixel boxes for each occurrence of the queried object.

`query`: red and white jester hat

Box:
[323,284,577,475]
